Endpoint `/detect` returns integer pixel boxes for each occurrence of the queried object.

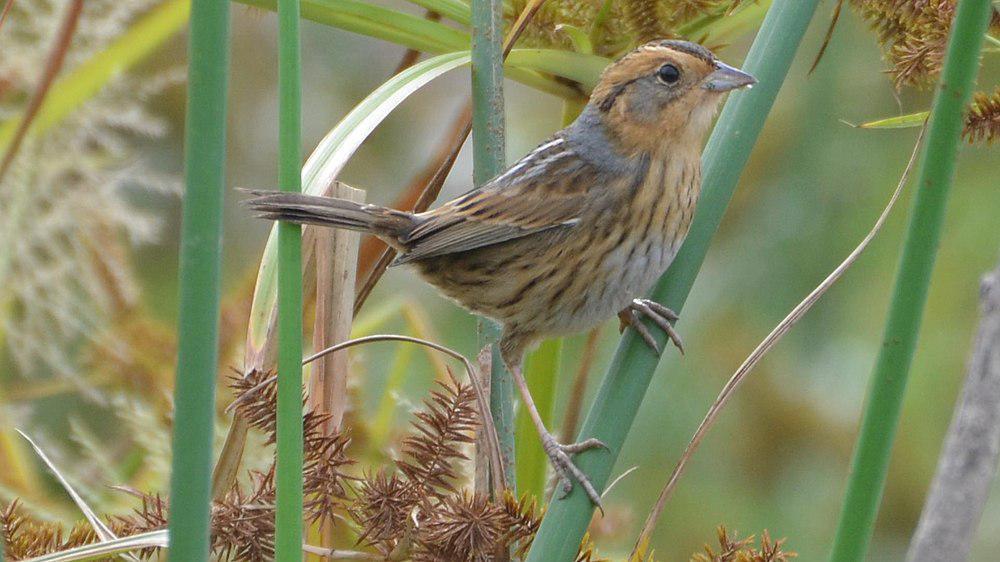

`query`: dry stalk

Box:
[630,123,927,559]
[310,184,365,433]
[0,0,83,183]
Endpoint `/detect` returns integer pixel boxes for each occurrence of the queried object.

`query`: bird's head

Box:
[587,40,756,155]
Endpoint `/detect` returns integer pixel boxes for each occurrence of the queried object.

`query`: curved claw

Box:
[543,435,607,510]
[624,299,685,355]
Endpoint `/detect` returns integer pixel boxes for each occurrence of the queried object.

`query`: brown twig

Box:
[392,12,441,75]
[559,328,601,444]
[629,123,928,560]
[0,0,15,33]
[354,109,471,314]
[0,0,83,184]
[302,334,506,493]
[808,0,844,75]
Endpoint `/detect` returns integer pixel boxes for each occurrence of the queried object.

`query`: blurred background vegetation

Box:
[1,0,998,560]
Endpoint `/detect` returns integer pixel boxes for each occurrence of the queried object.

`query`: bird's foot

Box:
[619,299,684,355]
[541,432,607,508]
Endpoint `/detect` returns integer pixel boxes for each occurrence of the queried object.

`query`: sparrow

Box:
[245,39,756,507]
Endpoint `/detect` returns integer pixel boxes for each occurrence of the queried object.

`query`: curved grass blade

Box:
[16,431,139,562]
[402,0,472,25]
[237,0,469,53]
[630,124,926,562]
[246,51,472,364]
[525,1,822,559]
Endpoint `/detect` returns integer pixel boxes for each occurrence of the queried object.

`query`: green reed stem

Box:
[525,1,820,559]
[275,0,305,559]
[167,1,230,560]
[471,0,515,490]
[828,2,993,560]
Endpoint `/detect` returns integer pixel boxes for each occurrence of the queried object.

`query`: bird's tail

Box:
[242,189,416,247]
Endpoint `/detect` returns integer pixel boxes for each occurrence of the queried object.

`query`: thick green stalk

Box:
[471,0,515,489]
[828,2,993,560]
[275,0,305,559]
[516,338,562,500]
[167,1,230,560]
[525,1,820,559]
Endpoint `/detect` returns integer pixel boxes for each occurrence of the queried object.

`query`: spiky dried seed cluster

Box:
[229,368,355,525]
[851,1,999,89]
[397,378,480,495]
[0,501,98,560]
[516,0,738,57]
[415,492,538,562]
[110,475,279,562]
[352,373,542,560]
[965,86,1000,144]
[690,526,796,562]
[576,532,612,562]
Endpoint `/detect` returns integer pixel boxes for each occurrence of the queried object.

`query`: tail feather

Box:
[241,189,416,247]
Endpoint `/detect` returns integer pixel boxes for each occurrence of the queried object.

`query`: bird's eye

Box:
[657,64,681,84]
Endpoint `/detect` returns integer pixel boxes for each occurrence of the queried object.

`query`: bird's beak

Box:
[702,61,757,91]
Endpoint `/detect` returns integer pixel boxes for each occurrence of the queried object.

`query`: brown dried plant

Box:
[1,368,545,561]
[690,526,796,562]
[965,86,1000,144]
[0,500,98,560]
[848,2,999,143]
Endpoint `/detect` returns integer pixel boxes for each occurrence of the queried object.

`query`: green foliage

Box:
[274,0,305,560]
[167,0,230,560]
[525,1,822,559]
[828,1,995,560]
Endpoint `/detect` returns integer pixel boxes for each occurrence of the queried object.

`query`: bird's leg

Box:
[509,362,606,508]
[618,298,684,355]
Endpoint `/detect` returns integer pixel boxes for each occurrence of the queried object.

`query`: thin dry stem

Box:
[303,334,507,493]
[310,184,364,433]
[0,0,83,183]
[630,123,927,559]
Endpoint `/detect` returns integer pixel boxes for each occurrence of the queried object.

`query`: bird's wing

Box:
[393,137,592,265]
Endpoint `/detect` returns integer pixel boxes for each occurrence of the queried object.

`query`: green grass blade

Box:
[503,49,607,90]
[516,338,562,500]
[235,0,592,99]
[402,0,472,25]
[167,0,230,560]
[524,1,821,559]
[859,111,930,130]
[828,2,993,560]
[471,0,515,491]
[275,0,305,559]
[237,0,469,53]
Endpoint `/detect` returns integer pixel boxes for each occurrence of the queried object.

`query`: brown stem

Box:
[0,0,83,184]
[559,328,600,444]
[0,0,15,33]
